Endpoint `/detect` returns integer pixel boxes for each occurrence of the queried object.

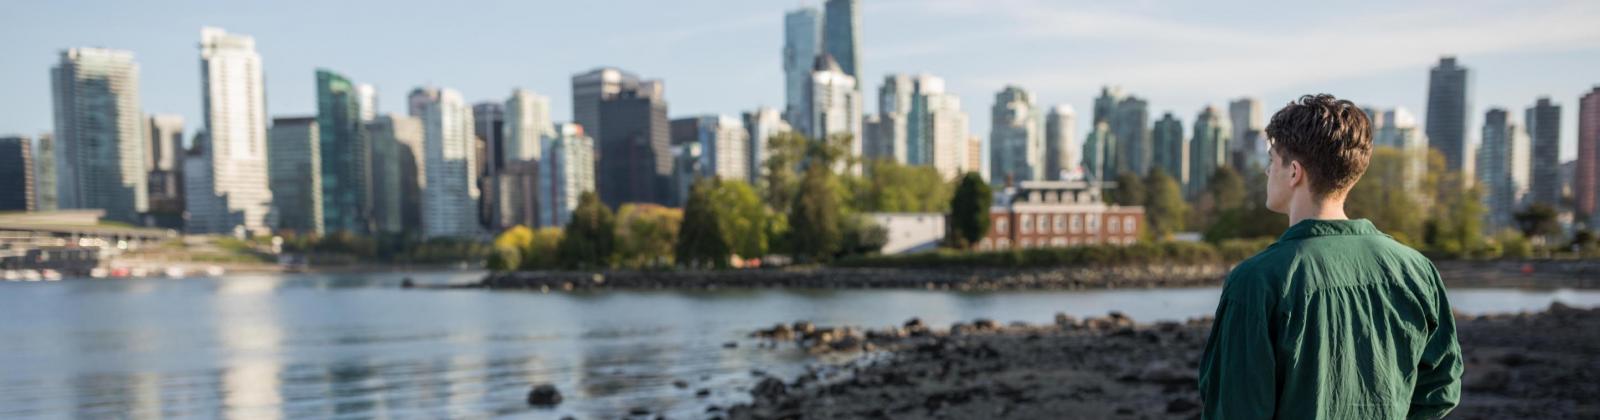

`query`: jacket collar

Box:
[1276,218,1385,242]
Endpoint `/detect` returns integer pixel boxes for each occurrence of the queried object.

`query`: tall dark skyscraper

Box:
[1526,97,1561,208]
[597,79,671,208]
[315,69,369,233]
[0,136,35,211]
[472,102,505,230]
[1426,56,1472,177]
[823,0,860,81]
[572,67,643,146]
[1152,112,1186,186]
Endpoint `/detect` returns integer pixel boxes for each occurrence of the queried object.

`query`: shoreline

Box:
[722,303,1600,419]
[467,259,1600,292]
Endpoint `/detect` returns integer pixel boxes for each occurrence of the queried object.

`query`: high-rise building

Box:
[822,0,860,81]
[1188,105,1231,197]
[50,48,146,223]
[990,85,1042,183]
[669,141,702,207]
[1044,105,1076,180]
[672,115,749,182]
[743,107,791,185]
[0,136,34,211]
[365,114,423,234]
[505,89,552,165]
[1579,87,1600,226]
[144,114,185,227]
[267,117,323,234]
[1367,106,1431,194]
[927,92,971,180]
[572,67,644,146]
[1228,97,1265,171]
[595,74,671,207]
[416,86,480,238]
[539,122,596,228]
[1426,56,1473,179]
[32,134,57,211]
[472,101,506,230]
[1152,112,1187,185]
[1082,122,1116,182]
[784,7,822,134]
[1093,86,1151,177]
[876,74,915,163]
[355,83,377,122]
[1526,97,1562,209]
[966,136,984,180]
[193,28,272,235]
[1477,108,1530,230]
[315,69,369,233]
[808,55,862,166]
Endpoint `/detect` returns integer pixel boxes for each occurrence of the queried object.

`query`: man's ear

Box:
[1288,160,1305,188]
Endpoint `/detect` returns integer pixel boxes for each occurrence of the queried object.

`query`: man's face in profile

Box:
[1264,146,1292,214]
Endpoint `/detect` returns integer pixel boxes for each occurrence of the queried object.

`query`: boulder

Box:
[526,384,562,406]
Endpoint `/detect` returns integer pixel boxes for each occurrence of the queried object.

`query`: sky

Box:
[3,0,1598,160]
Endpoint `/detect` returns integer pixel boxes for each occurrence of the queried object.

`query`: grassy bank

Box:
[834,239,1275,269]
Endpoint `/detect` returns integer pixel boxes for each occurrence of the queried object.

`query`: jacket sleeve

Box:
[1408,265,1463,420]
[1199,271,1277,420]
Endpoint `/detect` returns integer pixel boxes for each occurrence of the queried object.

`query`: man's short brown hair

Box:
[1265,94,1373,197]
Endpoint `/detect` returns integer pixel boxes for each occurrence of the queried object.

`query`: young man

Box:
[1198,94,1463,419]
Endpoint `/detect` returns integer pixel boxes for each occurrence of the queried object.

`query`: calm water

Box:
[2,271,1598,419]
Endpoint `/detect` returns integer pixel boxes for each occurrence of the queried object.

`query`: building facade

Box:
[1228,97,1264,170]
[0,136,34,211]
[32,134,57,211]
[315,69,369,233]
[822,0,859,81]
[1526,97,1562,209]
[990,85,1042,183]
[1082,122,1116,182]
[1477,108,1530,231]
[416,87,480,238]
[1043,105,1076,181]
[365,114,423,234]
[1188,105,1231,197]
[978,181,1144,250]
[1152,112,1187,184]
[807,55,862,163]
[51,48,146,224]
[1579,87,1600,226]
[596,76,671,207]
[193,27,272,235]
[267,117,323,235]
[743,106,791,185]
[784,7,821,135]
[539,122,596,228]
[1426,56,1473,179]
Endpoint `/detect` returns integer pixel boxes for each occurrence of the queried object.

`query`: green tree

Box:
[761,132,809,210]
[839,215,889,257]
[1208,166,1247,212]
[557,191,617,269]
[788,164,843,261]
[1428,177,1485,256]
[861,159,953,212]
[1143,168,1188,241]
[676,179,731,268]
[488,225,535,271]
[615,203,681,268]
[520,227,564,270]
[946,172,994,249]
[1347,147,1435,245]
[708,179,770,258]
[1514,203,1562,246]
[1111,171,1146,206]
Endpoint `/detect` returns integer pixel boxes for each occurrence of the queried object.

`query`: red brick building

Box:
[977,181,1144,250]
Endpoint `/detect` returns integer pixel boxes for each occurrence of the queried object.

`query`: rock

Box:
[1166,398,1200,413]
[1054,312,1078,328]
[673,379,689,389]
[526,384,562,406]
[1138,361,1198,386]
[628,406,650,416]
[752,377,788,400]
[697,388,711,397]
[793,321,815,334]
[400,278,415,288]
[973,318,999,331]
[723,341,738,349]
[904,317,924,329]
[1465,366,1511,392]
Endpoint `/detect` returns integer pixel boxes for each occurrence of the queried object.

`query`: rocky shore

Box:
[724,303,1600,419]
[467,260,1600,292]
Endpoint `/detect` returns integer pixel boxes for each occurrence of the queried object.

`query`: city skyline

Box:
[3,1,1597,162]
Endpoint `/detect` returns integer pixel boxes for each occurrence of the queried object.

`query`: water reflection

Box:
[0,273,1596,418]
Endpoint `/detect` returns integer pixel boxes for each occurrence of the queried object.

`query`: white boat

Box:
[89,268,108,278]
[164,267,187,278]
[22,270,41,281]
[41,270,62,281]
[205,266,225,277]
[2,270,18,281]
[130,267,149,278]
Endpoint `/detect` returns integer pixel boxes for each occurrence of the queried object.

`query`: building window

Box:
[1020,238,1032,248]
[1109,217,1121,233]
[1051,237,1067,247]
[1053,215,1065,233]
[977,239,991,251]
[996,238,1010,248]
[1021,214,1033,233]
[1124,216,1137,232]
[1070,214,1082,233]
[996,218,1008,233]
[1087,214,1099,231]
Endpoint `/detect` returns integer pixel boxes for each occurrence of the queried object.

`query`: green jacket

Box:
[1199,219,1462,419]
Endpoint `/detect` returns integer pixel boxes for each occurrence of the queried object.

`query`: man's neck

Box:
[1287,194,1349,226]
